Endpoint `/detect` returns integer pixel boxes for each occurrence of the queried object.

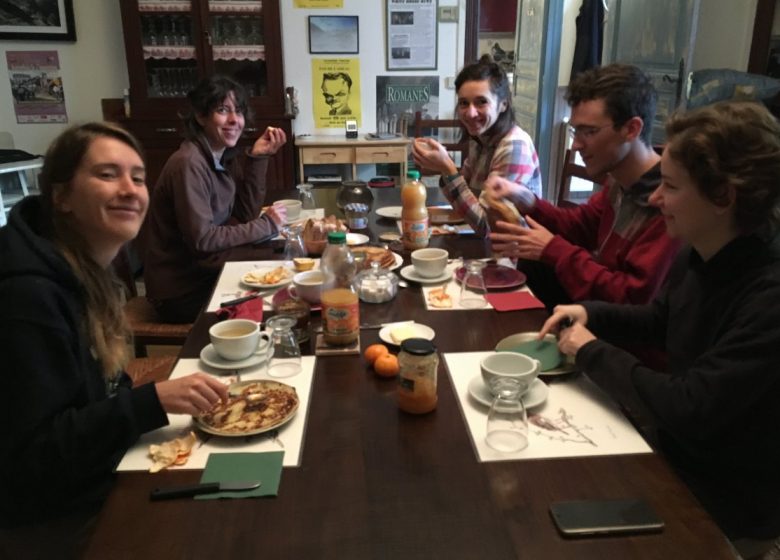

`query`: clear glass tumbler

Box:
[485,378,529,453]
[282,224,306,268]
[265,315,302,378]
[459,260,488,308]
[297,183,316,211]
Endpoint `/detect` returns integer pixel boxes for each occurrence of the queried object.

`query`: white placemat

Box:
[443,352,651,462]
[207,260,321,312]
[115,356,315,471]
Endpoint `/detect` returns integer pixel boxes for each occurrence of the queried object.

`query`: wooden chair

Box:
[556,148,602,207]
[412,111,470,165]
[112,243,191,357]
[126,355,177,387]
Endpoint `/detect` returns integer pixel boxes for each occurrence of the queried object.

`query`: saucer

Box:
[346,233,370,246]
[399,265,453,284]
[199,343,268,370]
[379,322,435,346]
[467,376,549,409]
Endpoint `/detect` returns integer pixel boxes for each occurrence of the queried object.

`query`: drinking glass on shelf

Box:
[265,315,302,378]
[459,259,487,308]
[485,378,528,453]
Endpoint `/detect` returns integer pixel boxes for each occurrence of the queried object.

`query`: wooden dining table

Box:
[83,186,734,559]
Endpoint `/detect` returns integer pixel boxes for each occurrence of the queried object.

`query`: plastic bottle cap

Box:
[400,338,436,355]
[327,230,347,244]
[407,170,421,180]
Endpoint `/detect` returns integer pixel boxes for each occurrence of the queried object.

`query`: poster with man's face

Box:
[312,58,361,128]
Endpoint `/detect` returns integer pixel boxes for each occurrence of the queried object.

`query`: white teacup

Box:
[209,319,270,361]
[411,248,448,278]
[480,352,541,396]
[275,199,302,221]
[290,270,324,305]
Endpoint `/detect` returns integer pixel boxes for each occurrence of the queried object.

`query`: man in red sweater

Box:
[487,64,681,307]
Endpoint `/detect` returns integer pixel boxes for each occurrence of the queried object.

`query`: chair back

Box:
[412,111,470,164]
[557,148,601,207]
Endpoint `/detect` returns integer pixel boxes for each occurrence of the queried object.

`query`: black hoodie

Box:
[0,196,167,528]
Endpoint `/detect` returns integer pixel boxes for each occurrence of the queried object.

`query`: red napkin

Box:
[485,292,545,312]
[215,297,264,322]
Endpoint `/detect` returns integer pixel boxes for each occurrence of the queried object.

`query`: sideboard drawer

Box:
[355,146,407,164]
[301,147,354,164]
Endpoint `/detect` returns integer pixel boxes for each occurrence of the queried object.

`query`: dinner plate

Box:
[495,334,578,376]
[455,263,526,290]
[376,206,402,220]
[467,376,549,409]
[241,267,294,289]
[271,285,322,312]
[379,322,435,346]
[199,343,268,370]
[193,380,299,437]
[399,265,453,284]
[346,233,370,246]
[428,206,465,225]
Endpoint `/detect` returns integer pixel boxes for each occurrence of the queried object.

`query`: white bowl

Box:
[275,199,302,221]
[291,270,324,305]
[411,248,448,278]
[480,352,540,396]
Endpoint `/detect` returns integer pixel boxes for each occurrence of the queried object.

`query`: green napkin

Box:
[195,451,284,500]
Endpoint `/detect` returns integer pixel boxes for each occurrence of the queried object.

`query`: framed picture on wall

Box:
[386,0,438,70]
[0,0,76,41]
[308,15,359,54]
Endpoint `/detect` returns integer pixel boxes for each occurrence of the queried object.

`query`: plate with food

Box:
[351,246,403,271]
[428,206,465,225]
[346,233,370,246]
[379,322,435,346]
[376,206,402,220]
[193,380,299,437]
[241,266,294,289]
[455,263,526,290]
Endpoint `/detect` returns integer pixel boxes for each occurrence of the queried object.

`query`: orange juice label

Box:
[402,217,430,249]
[322,300,359,335]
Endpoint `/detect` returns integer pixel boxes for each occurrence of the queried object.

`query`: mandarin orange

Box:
[364,343,390,365]
[374,353,400,377]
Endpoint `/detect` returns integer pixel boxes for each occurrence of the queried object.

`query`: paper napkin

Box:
[484,292,545,312]
[196,451,284,500]
[215,297,264,322]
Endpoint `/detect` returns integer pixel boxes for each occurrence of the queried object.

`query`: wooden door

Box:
[602,0,700,144]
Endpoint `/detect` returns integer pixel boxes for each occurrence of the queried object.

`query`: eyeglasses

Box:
[568,124,611,141]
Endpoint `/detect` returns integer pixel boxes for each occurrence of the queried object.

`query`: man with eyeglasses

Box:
[487,63,681,308]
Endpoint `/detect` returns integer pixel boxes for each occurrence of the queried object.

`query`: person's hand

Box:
[251,126,287,156]
[538,304,588,339]
[558,323,596,356]
[489,215,554,261]
[483,175,535,210]
[155,373,229,416]
[411,138,457,177]
[265,203,286,226]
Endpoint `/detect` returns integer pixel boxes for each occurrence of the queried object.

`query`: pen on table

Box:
[219,293,261,308]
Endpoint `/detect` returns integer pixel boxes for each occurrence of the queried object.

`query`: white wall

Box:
[281,0,463,137]
[559,0,579,85]
[691,0,757,71]
[0,0,128,155]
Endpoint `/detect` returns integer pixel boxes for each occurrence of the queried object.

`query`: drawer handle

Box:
[154,127,178,133]
[372,151,391,157]
[320,152,338,158]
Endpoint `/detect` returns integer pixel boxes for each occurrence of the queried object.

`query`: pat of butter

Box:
[391,324,416,344]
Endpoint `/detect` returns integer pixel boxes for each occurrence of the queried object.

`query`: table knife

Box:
[220,293,261,308]
[150,480,261,500]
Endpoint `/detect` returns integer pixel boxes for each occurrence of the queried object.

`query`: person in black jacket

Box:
[0,122,228,558]
[540,101,780,557]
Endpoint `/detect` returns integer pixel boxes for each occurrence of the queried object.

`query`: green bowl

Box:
[495,332,563,371]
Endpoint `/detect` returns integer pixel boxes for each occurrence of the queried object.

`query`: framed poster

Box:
[386,0,437,70]
[309,15,359,54]
[0,0,76,41]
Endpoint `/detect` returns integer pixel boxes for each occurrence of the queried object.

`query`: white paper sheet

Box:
[115,356,315,471]
[443,352,651,462]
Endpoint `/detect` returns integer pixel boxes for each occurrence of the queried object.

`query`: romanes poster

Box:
[375,75,439,135]
[312,58,361,128]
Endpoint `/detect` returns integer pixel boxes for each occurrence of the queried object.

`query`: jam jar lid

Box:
[400,338,436,355]
[354,261,398,302]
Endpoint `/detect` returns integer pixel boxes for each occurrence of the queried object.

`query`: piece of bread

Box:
[479,191,522,227]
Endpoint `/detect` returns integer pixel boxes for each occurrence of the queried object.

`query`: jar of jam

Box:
[397,338,438,414]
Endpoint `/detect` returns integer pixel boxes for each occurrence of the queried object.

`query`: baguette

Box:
[479,190,522,226]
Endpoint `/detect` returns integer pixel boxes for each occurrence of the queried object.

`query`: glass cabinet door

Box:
[137,0,199,98]
[206,1,267,98]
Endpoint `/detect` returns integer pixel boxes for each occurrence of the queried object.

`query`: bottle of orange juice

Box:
[401,170,429,250]
[320,231,359,346]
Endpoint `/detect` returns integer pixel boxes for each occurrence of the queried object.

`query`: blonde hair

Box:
[39,122,145,378]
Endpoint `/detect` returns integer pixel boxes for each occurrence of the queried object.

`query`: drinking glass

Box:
[282,224,306,268]
[265,315,302,378]
[485,378,528,452]
[459,260,487,308]
[297,183,316,211]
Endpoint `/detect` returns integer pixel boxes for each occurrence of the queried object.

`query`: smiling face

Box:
[568,98,636,178]
[456,79,507,137]
[197,91,245,151]
[55,136,148,264]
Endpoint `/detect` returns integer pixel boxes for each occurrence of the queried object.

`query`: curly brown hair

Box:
[665,101,780,234]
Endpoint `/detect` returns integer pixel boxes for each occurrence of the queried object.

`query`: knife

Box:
[150,480,261,500]
[220,293,261,308]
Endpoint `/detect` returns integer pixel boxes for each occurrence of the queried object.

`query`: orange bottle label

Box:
[402,217,430,249]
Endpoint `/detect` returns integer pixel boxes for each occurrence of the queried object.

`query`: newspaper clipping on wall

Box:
[312,58,361,128]
[386,0,437,70]
[375,75,439,136]
[6,50,67,124]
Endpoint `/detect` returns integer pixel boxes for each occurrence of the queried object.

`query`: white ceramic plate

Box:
[199,343,268,370]
[379,322,435,346]
[467,376,549,409]
[346,233,370,246]
[495,333,578,376]
[389,252,403,271]
[240,267,294,289]
[399,265,453,284]
[376,206,402,220]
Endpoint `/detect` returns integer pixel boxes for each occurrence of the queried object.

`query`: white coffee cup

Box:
[480,352,540,396]
[275,199,302,221]
[290,270,324,305]
[209,319,270,361]
[411,248,448,278]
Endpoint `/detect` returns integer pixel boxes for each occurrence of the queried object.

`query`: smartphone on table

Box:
[549,499,664,537]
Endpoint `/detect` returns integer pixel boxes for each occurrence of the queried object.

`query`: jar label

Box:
[402,217,430,248]
[399,376,415,392]
[322,301,359,335]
